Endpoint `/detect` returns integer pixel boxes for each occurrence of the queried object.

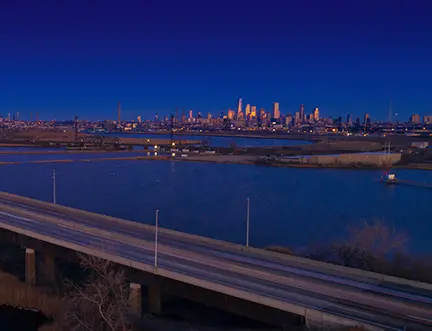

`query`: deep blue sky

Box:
[1,0,432,121]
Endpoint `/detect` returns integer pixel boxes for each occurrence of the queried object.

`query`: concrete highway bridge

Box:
[0,192,431,330]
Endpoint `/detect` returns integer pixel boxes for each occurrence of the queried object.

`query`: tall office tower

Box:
[237,98,243,115]
[137,116,142,124]
[117,102,121,124]
[245,104,251,117]
[259,108,265,120]
[346,113,352,124]
[273,102,280,119]
[207,112,212,120]
[300,104,305,122]
[16,112,20,121]
[313,107,319,121]
[7,113,10,121]
[251,106,257,119]
[189,109,193,119]
[364,113,370,125]
[227,109,235,120]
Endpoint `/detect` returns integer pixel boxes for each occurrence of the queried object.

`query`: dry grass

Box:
[0,271,66,329]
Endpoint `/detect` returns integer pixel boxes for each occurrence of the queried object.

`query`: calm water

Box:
[111,133,311,147]
[1,159,431,254]
[0,151,152,163]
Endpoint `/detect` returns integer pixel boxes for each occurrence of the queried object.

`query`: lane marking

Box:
[407,315,432,324]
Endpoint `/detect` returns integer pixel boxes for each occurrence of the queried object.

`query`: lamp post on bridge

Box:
[154,209,159,268]
[246,198,250,247]
[52,169,56,205]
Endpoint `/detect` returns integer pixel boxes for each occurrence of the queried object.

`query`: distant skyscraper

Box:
[251,106,257,119]
[346,113,352,124]
[227,109,235,120]
[299,104,305,122]
[137,116,142,123]
[237,98,243,115]
[259,108,266,121]
[313,107,319,121]
[424,115,432,124]
[273,102,280,119]
[189,109,193,119]
[410,113,421,124]
[245,104,251,118]
[364,113,370,125]
[295,111,301,124]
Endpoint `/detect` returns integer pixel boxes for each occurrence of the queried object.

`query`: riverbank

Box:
[1,152,432,171]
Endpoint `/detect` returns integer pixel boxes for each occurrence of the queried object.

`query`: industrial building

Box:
[306,152,401,166]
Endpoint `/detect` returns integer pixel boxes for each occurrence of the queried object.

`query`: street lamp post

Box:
[246,198,250,247]
[52,169,56,205]
[154,209,159,268]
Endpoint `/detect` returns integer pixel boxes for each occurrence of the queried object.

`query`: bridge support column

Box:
[148,282,161,314]
[129,283,142,318]
[42,252,56,284]
[25,248,36,285]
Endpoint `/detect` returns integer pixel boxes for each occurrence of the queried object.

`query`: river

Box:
[1,156,431,254]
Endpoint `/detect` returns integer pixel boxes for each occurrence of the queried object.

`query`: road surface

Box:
[0,192,431,330]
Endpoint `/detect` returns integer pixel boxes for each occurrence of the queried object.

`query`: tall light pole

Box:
[154,209,159,268]
[52,169,56,205]
[246,198,250,247]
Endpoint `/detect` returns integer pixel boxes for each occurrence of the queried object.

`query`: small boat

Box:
[381,172,397,184]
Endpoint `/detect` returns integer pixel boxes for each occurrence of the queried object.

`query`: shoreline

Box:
[1,153,431,171]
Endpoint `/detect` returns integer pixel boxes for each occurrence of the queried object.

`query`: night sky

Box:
[1,0,432,121]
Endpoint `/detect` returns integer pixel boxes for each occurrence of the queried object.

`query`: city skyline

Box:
[1,1,432,120]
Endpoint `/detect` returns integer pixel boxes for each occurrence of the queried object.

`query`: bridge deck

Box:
[0,192,431,330]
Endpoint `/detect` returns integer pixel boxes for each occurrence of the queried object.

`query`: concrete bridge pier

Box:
[25,248,36,285]
[42,252,56,284]
[129,283,142,318]
[148,282,162,314]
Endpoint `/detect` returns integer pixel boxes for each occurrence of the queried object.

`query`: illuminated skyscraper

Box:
[313,107,319,121]
[410,113,421,124]
[245,104,251,117]
[251,106,257,118]
[273,102,280,119]
[137,116,142,124]
[227,109,235,120]
[189,109,193,119]
[299,104,305,122]
[237,98,243,115]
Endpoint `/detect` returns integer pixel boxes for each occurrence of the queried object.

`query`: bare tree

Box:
[66,254,134,331]
[333,220,409,271]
